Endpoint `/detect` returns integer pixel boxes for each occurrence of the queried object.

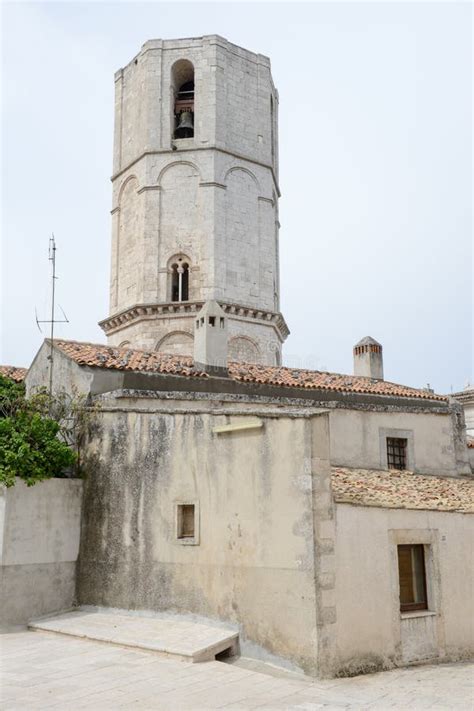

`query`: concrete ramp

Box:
[29,609,239,663]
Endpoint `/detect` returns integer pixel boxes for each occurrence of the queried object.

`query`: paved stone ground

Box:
[1,630,473,710]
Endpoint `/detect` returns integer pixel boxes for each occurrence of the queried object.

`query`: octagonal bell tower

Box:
[99,35,289,365]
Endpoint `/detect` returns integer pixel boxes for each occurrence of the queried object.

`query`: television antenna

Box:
[35,235,69,397]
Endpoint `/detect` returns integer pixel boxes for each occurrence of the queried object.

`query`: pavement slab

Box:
[29,609,238,662]
[1,629,473,710]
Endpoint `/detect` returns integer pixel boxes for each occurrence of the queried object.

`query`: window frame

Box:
[397,543,428,613]
[177,503,195,538]
[169,258,190,303]
[175,501,200,546]
[379,428,415,471]
[387,437,408,470]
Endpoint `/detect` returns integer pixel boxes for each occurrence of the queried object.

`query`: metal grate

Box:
[387,437,407,469]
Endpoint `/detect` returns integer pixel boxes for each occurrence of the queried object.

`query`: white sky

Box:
[2,1,472,393]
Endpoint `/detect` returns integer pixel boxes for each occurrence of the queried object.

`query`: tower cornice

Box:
[99,301,290,342]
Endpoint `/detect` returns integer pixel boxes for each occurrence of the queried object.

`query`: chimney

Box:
[194,300,228,377]
[353,336,384,380]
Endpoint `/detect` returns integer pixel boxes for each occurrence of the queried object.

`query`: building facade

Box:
[24,339,474,677]
[5,36,473,678]
[99,36,288,365]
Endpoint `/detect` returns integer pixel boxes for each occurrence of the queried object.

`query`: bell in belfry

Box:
[174,111,194,139]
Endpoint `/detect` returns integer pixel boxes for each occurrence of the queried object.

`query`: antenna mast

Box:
[35,234,69,398]
[49,236,56,395]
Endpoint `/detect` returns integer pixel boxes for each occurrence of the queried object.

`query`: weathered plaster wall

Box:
[329,409,459,476]
[78,405,324,674]
[0,478,83,627]
[26,342,124,397]
[26,342,93,397]
[332,504,474,676]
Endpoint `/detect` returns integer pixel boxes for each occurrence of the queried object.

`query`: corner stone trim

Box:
[99,300,290,341]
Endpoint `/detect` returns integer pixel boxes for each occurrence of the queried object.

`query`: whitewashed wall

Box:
[332,503,474,675]
[0,478,83,627]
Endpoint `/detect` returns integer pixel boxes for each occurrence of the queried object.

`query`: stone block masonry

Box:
[102,36,288,364]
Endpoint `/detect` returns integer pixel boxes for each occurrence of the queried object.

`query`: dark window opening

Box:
[171,261,189,302]
[397,544,428,612]
[387,437,407,470]
[174,80,194,139]
[177,504,195,539]
[209,316,215,327]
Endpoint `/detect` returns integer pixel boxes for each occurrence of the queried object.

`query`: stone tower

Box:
[99,35,289,365]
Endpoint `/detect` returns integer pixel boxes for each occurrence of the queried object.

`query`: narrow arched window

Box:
[172,60,195,140]
[171,260,189,302]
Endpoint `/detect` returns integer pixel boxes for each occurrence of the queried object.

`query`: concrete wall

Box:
[78,401,326,674]
[331,504,474,676]
[0,478,83,627]
[329,409,459,476]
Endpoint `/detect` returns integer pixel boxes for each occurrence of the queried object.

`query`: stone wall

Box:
[106,309,283,365]
[0,478,83,627]
[104,36,287,361]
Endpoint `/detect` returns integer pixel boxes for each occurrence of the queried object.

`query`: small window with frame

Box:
[387,437,408,470]
[176,502,199,544]
[397,544,428,612]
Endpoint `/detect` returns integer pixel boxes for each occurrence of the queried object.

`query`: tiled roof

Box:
[51,339,447,401]
[332,467,474,513]
[467,437,474,450]
[0,366,27,383]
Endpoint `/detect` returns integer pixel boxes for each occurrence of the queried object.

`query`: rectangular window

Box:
[177,504,195,539]
[397,544,428,612]
[387,437,407,469]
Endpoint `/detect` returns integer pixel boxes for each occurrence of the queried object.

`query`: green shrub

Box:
[0,412,76,487]
[0,375,25,418]
[0,374,84,488]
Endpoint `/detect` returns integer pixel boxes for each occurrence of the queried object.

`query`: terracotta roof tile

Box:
[0,365,27,383]
[332,467,474,513]
[51,339,447,402]
[467,436,474,449]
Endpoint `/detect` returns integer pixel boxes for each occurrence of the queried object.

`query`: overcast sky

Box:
[2,1,472,393]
